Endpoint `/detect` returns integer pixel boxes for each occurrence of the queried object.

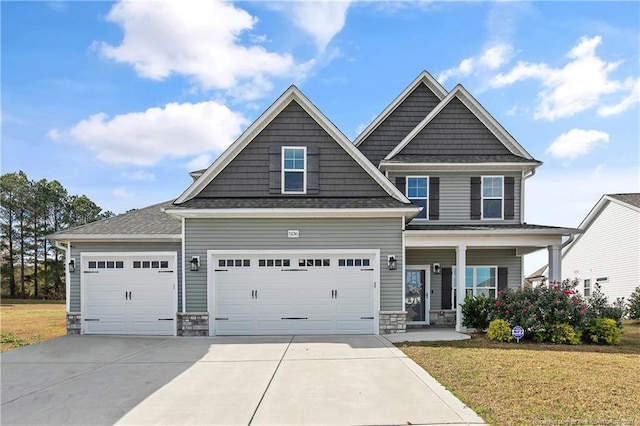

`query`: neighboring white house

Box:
[561,193,640,302]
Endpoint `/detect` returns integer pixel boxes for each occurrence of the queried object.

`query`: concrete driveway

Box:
[1,335,485,425]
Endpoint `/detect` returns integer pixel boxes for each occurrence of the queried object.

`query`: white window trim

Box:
[281,146,307,194]
[481,176,504,220]
[406,175,429,220]
[583,278,591,297]
[452,265,498,303]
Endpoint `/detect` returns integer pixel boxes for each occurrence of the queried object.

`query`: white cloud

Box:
[111,187,135,199]
[60,101,248,167]
[598,77,640,117]
[490,36,626,120]
[187,154,212,171]
[98,0,313,99]
[546,129,609,160]
[47,128,61,141]
[438,43,512,84]
[287,1,351,52]
[122,170,155,182]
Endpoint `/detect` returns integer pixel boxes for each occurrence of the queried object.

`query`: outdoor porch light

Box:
[433,263,441,274]
[190,256,200,272]
[68,258,76,273]
[387,255,397,270]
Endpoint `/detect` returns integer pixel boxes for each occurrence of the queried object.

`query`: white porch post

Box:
[456,244,467,332]
[548,244,561,285]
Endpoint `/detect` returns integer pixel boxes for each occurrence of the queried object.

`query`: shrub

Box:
[461,295,490,330]
[548,324,580,345]
[487,319,513,342]
[582,283,625,329]
[586,318,620,345]
[628,286,640,320]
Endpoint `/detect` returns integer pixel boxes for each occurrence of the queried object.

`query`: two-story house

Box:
[50,71,578,336]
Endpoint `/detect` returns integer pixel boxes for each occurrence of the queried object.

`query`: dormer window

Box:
[407,176,428,219]
[282,147,306,194]
[482,176,503,219]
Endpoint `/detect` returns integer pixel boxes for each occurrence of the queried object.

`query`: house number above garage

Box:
[287,230,299,238]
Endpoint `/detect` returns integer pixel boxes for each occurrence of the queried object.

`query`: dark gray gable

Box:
[196,100,389,198]
[358,83,442,166]
[397,98,514,157]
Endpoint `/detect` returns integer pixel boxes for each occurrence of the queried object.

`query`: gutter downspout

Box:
[54,241,71,313]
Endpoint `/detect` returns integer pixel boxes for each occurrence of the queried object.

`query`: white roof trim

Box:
[47,234,182,242]
[378,161,541,172]
[353,71,448,147]
[165,207,420,219]
[563,194,640,257]
[175,85,409,204]
[384,84,535,161]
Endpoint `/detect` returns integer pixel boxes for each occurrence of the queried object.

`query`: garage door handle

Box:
[215,317,228,320]
[361,316,374,320]
[282,269,307,272]
[281,317,308,320]
[331,290,335,298]
[361,268,374,271]
[84,319,100,322]
[158,318,174,321]
[158,270,174,273]
[84,271,99,274]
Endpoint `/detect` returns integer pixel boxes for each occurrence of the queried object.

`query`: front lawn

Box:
[399,320,640,425]
[0,300,66,352]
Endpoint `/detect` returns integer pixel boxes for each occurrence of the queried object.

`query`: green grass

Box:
[399,320,640,425]
[0,300,66,352]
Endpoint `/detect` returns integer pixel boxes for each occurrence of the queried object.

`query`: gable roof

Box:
[607,193,640,209]
[383,84,537,163]
[175,85,410,205]
[353,70,448,147]
[48,200,181,241]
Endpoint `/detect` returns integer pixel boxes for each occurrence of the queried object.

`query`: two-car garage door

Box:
[82,253,176,335]
[212,252,378,335]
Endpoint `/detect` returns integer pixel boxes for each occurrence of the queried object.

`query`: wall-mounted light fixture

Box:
[433,263,441,274]
[68,258,76,273]
[387,255,397,270]
[190,256,200,272]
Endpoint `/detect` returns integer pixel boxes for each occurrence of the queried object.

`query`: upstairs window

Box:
[407,177,428,219]
[482,176,503,219]
[583,279,591,297]
[282,147,306,194]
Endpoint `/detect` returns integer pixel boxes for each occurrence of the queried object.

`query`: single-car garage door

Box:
[82,253,177,335]
[212,251,378,335]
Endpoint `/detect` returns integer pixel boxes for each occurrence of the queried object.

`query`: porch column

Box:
[456,244,467,332]
[548,244,561,285]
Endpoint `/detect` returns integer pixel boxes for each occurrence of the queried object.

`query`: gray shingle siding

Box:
[195,101,388,199]
[358,83,442,166]
[68,242,182,312]
[389,171,522,224]
[397,98,515,157]
[184,217,403,312]
[406,248,521,310]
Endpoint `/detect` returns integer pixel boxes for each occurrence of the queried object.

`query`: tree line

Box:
[1,171,114,299]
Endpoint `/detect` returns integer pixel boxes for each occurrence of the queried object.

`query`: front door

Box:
[405,268,429,324]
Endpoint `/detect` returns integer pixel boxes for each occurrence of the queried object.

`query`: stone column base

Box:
[379,311,407,334]
[67,312,81,335]
[177,312,209,336]
[429,310,457,328]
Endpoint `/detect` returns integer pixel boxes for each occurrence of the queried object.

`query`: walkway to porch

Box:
[383,328,471,343]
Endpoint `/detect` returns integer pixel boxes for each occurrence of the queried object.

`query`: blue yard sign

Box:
[512,325,525,343]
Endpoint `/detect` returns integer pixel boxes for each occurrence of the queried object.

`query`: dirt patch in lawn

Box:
[399,321,640,425]
[0,300,66,352]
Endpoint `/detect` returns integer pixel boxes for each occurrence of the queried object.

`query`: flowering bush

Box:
[461,295,490,330]
[487,319,513,342]
[583,283,625,328]
[628,286,640,320]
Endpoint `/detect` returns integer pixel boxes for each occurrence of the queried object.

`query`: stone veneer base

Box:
[429,310,457,328]
[66,312,81,335]
[379,311,407,334]
[177,312,209,336]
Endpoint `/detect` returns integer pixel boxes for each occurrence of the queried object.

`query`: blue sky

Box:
[2,1,639,274]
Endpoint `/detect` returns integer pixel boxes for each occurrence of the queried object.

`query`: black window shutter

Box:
[470,177,481,220]
[498,267,508,292]
[429,177,440,220]
[395,176,406,194]
[307,146,319,195]
[504,177,515,220]
[268,146,281,194]
[441,267,452,310]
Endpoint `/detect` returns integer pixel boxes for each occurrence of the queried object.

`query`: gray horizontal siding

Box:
[185,217,403,312]
[406,248,521,310]
[197,101,387,198]
[69,242,182,313]
[389,172,521,224]
[398,98,514,156]
[358,83,441,166]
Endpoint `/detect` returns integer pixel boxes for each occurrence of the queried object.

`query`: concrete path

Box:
[1,335,485,426]
[383,328,471,343]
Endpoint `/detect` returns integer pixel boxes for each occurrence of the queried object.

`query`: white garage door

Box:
[82,253,176,335]
[212,252,377,335]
